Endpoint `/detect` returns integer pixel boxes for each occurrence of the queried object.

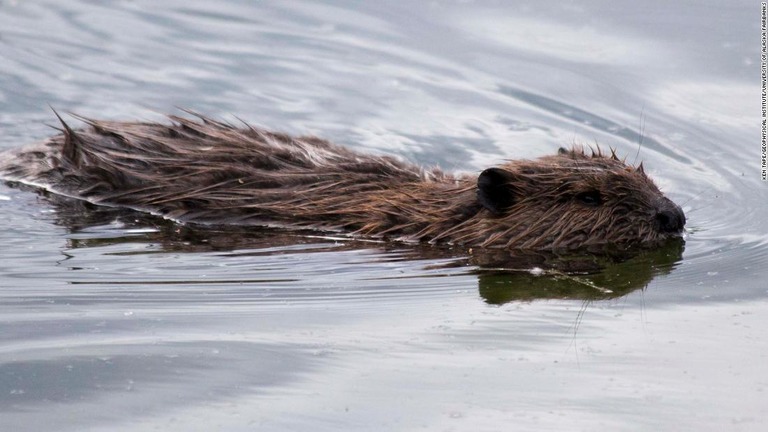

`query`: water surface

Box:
[0,1,764,431]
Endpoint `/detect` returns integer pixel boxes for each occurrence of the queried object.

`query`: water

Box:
[0,1,764,431]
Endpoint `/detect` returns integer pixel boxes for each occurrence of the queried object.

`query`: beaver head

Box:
[472,147,685,250]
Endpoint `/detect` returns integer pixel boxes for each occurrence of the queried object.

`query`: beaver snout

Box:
[655,198,686,234]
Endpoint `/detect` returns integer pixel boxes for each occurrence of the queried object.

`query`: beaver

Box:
[0,113,685,251]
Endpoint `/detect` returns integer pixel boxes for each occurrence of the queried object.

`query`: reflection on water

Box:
[476,240,684,304]
[15,190,686,306]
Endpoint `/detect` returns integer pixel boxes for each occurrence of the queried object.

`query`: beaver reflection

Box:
[470,241,684,304]
[31,197,684,304]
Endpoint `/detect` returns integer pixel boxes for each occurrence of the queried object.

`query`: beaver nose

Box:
[655,199,686,233]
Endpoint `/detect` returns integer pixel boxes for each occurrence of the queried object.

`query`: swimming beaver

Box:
[0,113,685,251]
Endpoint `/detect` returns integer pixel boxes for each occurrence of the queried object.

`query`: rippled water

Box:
[0,1,764,431]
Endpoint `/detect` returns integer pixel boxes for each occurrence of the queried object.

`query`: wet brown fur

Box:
[0,113,685,251]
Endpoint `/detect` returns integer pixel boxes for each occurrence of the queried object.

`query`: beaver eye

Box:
[575,191,602,207]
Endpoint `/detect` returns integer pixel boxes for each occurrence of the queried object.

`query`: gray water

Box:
[0,1,765,431]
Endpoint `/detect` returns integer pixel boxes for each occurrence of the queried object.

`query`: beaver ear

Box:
[477,168,517,214]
